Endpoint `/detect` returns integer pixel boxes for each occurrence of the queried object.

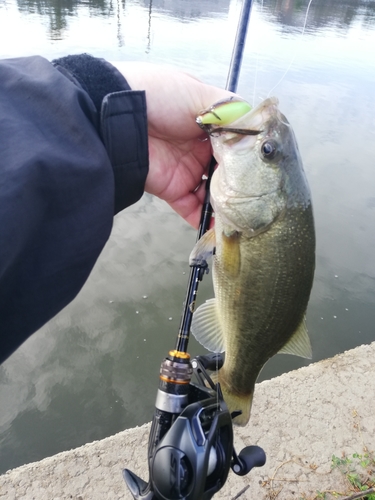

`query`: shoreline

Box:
[1,342,374,499]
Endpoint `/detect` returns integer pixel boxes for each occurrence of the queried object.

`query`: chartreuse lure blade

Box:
[197,98,252,126]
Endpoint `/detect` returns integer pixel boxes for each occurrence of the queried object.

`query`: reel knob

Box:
[232,445,266,476]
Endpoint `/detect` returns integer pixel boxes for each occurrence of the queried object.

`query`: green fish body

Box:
[190,97,315,426]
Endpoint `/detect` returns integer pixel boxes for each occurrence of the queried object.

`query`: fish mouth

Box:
[229,96,281,133]
[197,96,282,142]
[204,126,262,137]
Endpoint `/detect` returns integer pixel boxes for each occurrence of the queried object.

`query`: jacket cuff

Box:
[52,54,149,213]
[100,90,149,213]
[52,53,131,114]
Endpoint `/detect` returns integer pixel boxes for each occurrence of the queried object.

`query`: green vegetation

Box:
[262,411,374,500]
[264,449,375,500]
[330,451,375,500]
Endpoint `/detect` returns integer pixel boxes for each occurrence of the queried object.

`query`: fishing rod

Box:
[176,0,256,355]
[123,1,265,498]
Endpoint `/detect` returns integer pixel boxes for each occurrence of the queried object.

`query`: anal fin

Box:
[278,316,312,359]
[191,298,225,353]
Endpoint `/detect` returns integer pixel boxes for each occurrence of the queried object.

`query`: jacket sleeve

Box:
[0,55,149,363]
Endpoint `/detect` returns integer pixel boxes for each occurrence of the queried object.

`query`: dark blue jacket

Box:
[0,54,149,363]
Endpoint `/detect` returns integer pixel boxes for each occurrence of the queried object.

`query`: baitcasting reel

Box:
[123,352,266,500]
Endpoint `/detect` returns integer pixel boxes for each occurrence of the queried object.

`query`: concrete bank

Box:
[1,342,374,500]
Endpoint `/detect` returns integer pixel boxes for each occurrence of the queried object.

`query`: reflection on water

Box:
[10,0,375,42]
[1,0,375,475]
[16,0,116,40]
[270,0,375,31]
[0,196,212,471]
[14,0,233,41]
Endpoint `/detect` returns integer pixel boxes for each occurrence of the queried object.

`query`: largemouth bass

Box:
[190,96,315,426]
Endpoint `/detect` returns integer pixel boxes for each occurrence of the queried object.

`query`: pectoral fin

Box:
[191,298,225,353]
[189,228,216,267]
[278,317,312,359]
[221,230,241,278]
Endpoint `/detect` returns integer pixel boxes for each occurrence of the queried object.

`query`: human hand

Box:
[112,62,233,228]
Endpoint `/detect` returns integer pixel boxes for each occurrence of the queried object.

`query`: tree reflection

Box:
[15,0,375,43]
[263,0,375,33]
[16,0,116,39]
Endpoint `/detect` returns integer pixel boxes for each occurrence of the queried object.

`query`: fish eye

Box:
[260,140,279,162]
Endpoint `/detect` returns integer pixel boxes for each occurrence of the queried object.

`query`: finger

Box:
[168,187,206,229]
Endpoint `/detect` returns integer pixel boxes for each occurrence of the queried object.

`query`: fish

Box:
[189,96,315,426]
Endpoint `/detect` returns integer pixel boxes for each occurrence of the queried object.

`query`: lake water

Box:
[0,0,375,474]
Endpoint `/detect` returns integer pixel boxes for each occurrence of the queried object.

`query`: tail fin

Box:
[211,372,253,426]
